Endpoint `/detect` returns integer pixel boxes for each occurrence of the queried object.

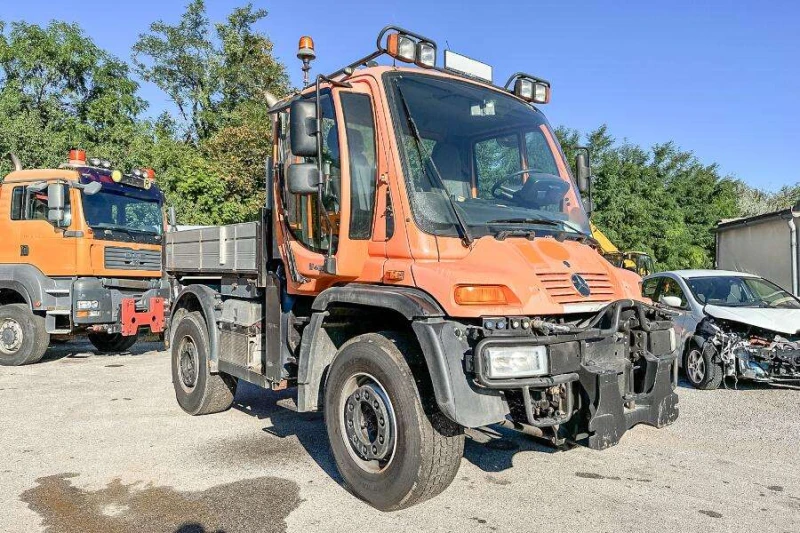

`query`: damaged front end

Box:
[470,300,680,449]
[695,318,800,384]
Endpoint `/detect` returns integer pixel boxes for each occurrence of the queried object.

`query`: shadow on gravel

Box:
[230,381,562,480]
[677,376,800,392]
[462,424,561,473]
[39,340,163,364]
[231,381,342,483]
[20,472,299,533]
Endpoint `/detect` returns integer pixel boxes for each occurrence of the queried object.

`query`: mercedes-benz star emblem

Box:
[571,274,591,297]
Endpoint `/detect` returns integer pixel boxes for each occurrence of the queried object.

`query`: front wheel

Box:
[88,332,138,353]
[0,304,49,366]
[324,332,464,511]
[684,343,723,390]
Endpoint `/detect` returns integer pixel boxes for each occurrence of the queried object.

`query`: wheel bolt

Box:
[355,392,360,400]
[364,391,370,399]
[379,417,384,426]
[379,436,384,444]
[372,446,377,454]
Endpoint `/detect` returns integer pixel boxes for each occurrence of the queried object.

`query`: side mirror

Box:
[47,183,66,224]
[81,181,102,195]
[661,295,683,308]
[290,100,318,157]
[575,151,591,194]
[287,162,321,195]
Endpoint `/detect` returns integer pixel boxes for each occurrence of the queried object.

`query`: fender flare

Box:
[0,280,32,306]
[298,285,509,427]
[310,284,444,318]
[0,264,55,310]
[298,285,443,413]
[171,284,222,372]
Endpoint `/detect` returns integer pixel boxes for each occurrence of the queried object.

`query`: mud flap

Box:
[581,356,679,450]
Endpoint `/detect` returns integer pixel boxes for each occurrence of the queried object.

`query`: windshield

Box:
[687,276,800,309]
[82,189,163,236]
[385,72,590,239]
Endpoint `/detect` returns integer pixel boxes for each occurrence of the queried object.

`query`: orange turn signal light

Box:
[454,285,512,306]
[386,32,416,63]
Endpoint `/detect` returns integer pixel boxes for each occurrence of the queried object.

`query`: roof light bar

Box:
[380,26,437,69]
[505,72,551,104]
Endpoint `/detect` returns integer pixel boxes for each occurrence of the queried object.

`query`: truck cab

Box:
[0,151,168,365]
[166,26,679,510]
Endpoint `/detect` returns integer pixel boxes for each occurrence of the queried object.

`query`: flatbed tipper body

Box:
[164,26,679,510]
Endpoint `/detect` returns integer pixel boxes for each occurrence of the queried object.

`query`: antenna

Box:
[297,36,316,86]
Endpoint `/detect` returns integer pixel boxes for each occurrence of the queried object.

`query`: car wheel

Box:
[684,343,723,390]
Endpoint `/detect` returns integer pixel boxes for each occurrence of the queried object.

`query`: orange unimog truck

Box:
[165,27,679,510]
[0,150,168,366]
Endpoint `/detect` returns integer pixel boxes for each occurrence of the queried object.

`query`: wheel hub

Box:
[687,350,706,383]
[0,319,23,355]
[344,383,394,462]
[178,339,198,389]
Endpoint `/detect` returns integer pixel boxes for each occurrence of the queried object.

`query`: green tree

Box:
[132,0,289,144]
[132,1,290,224]
[0,20,146,174]
[557,125,739,270]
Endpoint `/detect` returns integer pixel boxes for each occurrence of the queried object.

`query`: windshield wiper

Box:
[92,224,159,237]
[486,217,563,228]
[393,79,473,247]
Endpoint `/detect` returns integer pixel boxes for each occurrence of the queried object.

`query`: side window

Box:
[474,134,521,198]
[10,184,71,224]
[641,277,661,300]
[340,93,377,240]
[284,94,341,252]
[10,187,24,220]
[658,278,688,308]
[525,130,559,175]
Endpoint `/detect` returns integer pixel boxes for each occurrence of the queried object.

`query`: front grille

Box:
[536,271,615,304]
[104,247,161,271]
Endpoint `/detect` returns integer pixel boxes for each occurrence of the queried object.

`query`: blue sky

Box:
[3,0,798,191]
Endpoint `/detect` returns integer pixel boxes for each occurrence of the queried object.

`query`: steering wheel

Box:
[491,170,570,206]
[490,169,533,200]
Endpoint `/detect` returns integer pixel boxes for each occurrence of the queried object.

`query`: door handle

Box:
[20,245,29,256]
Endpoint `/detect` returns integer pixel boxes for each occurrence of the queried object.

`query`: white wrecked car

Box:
[642,270,800,389]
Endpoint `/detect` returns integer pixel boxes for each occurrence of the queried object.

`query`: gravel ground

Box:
[1,341,799,533]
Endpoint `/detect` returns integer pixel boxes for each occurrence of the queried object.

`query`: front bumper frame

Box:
[456,300,679,449]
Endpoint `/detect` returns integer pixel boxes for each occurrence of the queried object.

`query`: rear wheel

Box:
[324,332,464,511]
[88,332,138,353]
[684,343,723,390]
[171,311,237,415]
[0,303,49,366]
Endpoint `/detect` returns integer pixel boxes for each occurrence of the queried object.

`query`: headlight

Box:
[77,300,99,310]
[483,345,548,379]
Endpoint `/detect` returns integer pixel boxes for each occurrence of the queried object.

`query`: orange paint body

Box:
[0,169,162,279]
[273,66,643,316]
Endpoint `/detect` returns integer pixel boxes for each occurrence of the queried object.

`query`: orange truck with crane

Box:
[0,150,168,365]
[165,27,680,510]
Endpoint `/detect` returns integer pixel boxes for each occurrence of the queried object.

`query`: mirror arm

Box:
[315,74,338,275]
